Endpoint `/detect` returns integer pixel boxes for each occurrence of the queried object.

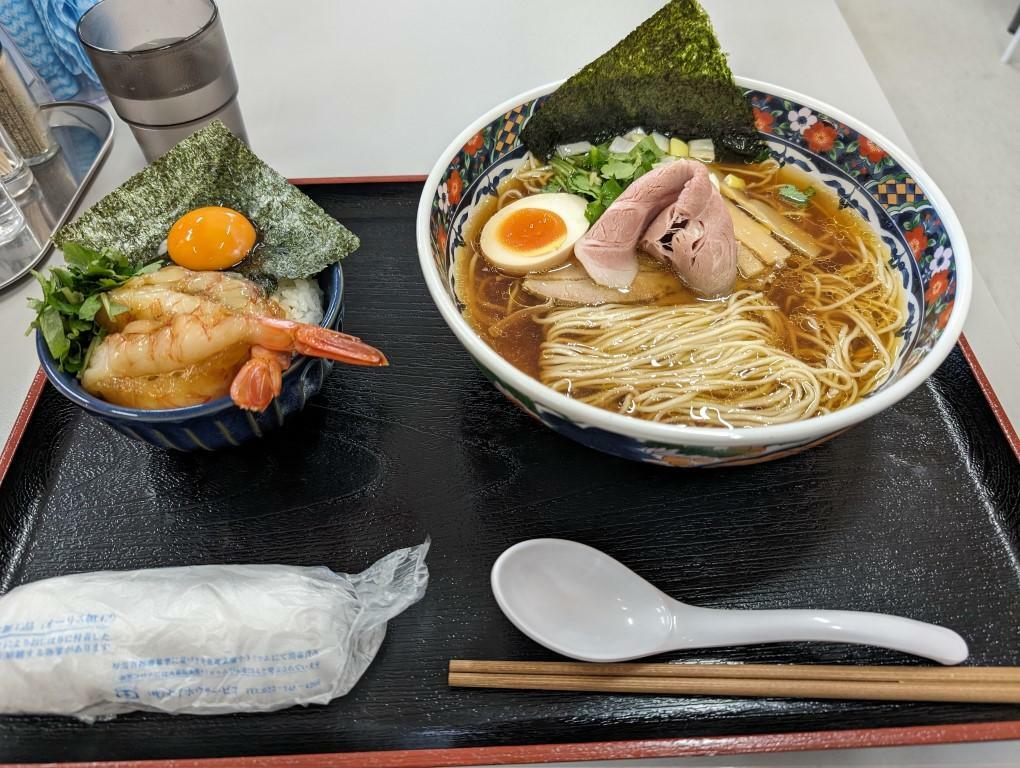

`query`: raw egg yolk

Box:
[498,207,567,254]
[167,206,256,270]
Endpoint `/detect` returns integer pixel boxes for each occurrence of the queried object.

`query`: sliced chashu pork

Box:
[523,260,676,305]
[573,160,737,296]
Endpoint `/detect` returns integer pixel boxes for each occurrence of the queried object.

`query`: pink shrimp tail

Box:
[253,317,389,367]
[230,347,288,411]
[293,325,388,366]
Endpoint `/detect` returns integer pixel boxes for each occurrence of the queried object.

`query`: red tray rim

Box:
[1,720,1020,767]
[3,175,1019,766]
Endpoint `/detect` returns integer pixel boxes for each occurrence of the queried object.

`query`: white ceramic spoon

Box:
[491,539,968,665]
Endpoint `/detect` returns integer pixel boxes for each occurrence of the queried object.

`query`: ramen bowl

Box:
[416,79,971,467]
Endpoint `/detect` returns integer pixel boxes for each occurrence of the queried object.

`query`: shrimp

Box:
[81,266,387,411]
[84,345,255,410]
[102,266,282,329]
[83,308,386,410]
[230,347,292,412]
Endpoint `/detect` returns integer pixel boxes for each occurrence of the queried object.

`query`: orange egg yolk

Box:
[167,206,257,271]
[498,207,567,254]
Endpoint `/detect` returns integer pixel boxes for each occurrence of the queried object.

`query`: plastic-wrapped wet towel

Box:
[0,0,100,100]
[0,541,428,721]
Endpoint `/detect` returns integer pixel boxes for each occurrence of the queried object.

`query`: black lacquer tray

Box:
[1,183,1019,765]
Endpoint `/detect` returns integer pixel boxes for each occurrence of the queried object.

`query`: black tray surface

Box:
[1,183,1018,762]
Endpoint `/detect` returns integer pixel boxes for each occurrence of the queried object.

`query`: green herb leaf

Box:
[569,172,592,194]
[82,334,103,372]
[61,242,93,268]
[584,200,606,224]
[77,294,103,321]
[100,292,129,319]
[39,307,70,360]
[27,243,165,377]
[540,136,676,224]
[601,159,637,180]
[600,177,624,206]
[777,183,815,208]
[633,135,665,159]
[751,145,772,164]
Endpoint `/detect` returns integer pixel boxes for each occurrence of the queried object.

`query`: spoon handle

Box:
[671,606,968,665]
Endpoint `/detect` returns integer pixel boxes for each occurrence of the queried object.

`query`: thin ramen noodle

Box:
[455,157,906,428]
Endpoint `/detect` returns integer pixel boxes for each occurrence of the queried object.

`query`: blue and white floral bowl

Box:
[417,79,972,467]
[38,264,344,451]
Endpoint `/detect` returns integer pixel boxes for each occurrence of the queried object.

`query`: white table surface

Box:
[0,1,1015,761]
[234,0,914,176]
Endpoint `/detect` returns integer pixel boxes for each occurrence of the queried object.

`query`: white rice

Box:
[271,277,324,325]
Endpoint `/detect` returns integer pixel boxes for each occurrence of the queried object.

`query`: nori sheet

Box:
[520,0,765,160]
[53,121,360,283]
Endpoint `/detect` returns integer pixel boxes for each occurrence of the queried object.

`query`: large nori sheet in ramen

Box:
[1,183,1018,762]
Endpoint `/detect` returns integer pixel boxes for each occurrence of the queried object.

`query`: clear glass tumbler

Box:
[77,0,247,161]
[0,181,26,245]
[0,123,33,197]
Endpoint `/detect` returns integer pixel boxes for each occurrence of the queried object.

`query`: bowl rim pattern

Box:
[416,77,973,448]
[36,263,344,423]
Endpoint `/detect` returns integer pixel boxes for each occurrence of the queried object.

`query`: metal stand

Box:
[0,102,114,291]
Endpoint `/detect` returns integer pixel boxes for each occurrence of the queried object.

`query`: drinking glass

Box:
[77,0,247,161]
[0,181,26,245]
[0,123,33,197]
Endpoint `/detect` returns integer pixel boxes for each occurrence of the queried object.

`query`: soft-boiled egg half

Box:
[479,193,589,274]
[167,206,257,271]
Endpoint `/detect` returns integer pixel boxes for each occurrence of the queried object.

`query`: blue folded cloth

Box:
[0,0,100,100]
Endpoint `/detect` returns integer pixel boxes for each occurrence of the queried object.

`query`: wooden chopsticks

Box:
[448,660,1020,704]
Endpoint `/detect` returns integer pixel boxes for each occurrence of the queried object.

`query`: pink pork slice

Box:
[574,160,737,296]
